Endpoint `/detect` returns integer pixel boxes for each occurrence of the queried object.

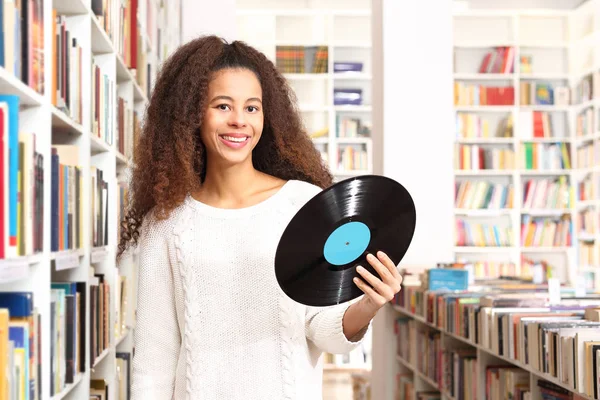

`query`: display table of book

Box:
[391,266,600,400]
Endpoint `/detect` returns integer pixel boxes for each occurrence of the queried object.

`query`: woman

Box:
[117,35,403,399]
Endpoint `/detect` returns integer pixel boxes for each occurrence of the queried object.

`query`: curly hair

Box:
[116,35,333,260]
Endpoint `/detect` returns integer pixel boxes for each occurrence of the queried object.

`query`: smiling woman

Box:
[116,35,402,400]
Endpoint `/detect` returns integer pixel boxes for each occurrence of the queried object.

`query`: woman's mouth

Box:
[218,134,250,149]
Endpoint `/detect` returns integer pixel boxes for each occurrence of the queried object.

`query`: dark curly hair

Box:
[116,35,333,260]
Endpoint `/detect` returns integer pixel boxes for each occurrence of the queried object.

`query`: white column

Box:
[371,0,455,398]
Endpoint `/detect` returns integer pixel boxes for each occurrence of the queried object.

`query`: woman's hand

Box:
[353,251,403,315]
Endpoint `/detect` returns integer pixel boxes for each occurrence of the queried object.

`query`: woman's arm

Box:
[131,217,181,399]
[305,301,371,355]
[305,251,402,354]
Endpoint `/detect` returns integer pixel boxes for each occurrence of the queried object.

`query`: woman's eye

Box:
[247,106,259,112]
[217,104,230,111]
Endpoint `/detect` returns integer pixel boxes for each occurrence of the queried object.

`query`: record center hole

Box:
[346,242,350,245]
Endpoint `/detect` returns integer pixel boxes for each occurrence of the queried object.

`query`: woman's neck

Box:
[192,158,287,209]
[204,158,258,191]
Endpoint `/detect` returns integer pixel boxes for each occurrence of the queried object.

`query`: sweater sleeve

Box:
[131,217,181,399]
[304,302,371,355]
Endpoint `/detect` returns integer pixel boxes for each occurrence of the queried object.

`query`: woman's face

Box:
[200,67,264,168]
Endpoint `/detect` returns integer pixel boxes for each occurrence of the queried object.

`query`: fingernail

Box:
[357,265,364,272]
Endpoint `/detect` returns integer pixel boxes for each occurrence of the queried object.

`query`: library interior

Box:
[1,0,600,399]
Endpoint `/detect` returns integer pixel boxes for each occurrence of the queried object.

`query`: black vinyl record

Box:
[274,175,417,307]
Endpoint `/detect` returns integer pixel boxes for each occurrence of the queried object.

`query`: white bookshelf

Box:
[236,0,375,183]
[451,1,600,291]
[0,0,182,399]
[235,0,374,376]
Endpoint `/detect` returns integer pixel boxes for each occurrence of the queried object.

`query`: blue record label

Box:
[323,221,371,265]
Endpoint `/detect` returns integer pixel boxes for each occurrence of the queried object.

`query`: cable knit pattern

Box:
[131,180,371,400]
[171,205,196,398]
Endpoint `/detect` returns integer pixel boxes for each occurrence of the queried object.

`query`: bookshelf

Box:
[235,0,375,183]
[0,0,182,399]
[390,266,600,400]
[452,2,600,292]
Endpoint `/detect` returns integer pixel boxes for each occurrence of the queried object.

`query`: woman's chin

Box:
[216,150,253,167]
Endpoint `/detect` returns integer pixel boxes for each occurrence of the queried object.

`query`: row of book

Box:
[576,144,595,169]
[275,45,329,74]
[455,220,513,247]
[455,113,513,139]
[0,0,43,94]
[91,57,116,147]
[571,71,599,106]
[53,12,83,125]
[455,143,573,171]
[577,208,597,236]
[455,215,573,248]
[454,83,515,106]
[578,176,594,202]
[521,215,572,247]
[578,241,600,272]
[454,145,515,170]
[523,177,572,210]
[576,107,595,138]
[117,182,130,242]
[455,111,569,141]
[335,115,371,138]
[116,97,140,159]
[392,266,600,399]
[521,142,572,170]
[477,46,514,74]
[518,110,563,140]
[454,180,514,210]
[0,272,130,399]
[50,145,109,253]
[455,178,579,211]
[519,82,568,106]
[449,257,554,283]
[2,129,44,259]
[337,146,368,172]
[0,97,42,259]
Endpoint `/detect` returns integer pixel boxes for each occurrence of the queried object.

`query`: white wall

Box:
[380,1,455,267]
[371,0,455,399]
[181,0,238,44]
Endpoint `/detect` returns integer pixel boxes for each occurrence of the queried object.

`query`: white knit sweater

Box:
[131,179,370,400]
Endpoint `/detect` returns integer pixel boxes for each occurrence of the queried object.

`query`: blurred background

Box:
[2,0,600,399]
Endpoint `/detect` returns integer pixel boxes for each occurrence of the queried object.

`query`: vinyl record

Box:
[274,175,416,307]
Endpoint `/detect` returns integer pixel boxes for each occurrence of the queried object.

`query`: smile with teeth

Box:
[220,135,248,142]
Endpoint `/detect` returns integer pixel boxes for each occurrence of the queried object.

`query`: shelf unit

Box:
[452,2,600,291]
[390,302,597,400]
[0,0,182,399]
[235,0,375,183]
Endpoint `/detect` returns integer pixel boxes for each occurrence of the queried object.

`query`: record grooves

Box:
[274,175,417,307]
